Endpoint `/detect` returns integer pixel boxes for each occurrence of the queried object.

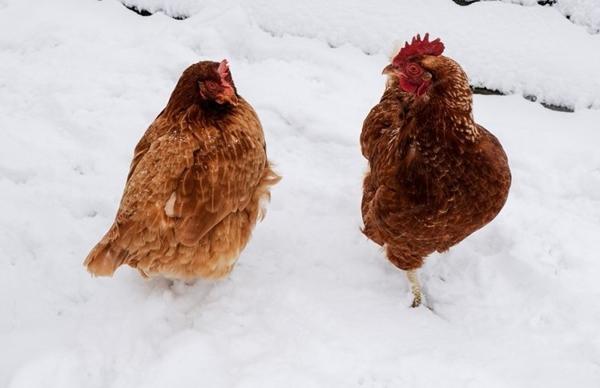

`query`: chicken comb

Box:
[218,59,230,81]
[392,33,445,65]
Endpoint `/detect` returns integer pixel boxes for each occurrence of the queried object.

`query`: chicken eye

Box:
[405,63,422,77]
[203,81,220,92]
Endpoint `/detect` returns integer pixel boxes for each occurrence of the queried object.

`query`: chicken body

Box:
[85,61,280,280]
[361,38,511,307]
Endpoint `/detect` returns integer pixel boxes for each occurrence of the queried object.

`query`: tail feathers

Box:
[84,226,126,277]
[255,163,282,222]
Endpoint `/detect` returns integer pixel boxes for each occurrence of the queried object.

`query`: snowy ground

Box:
[494,0,600,34]
[1,0,600,387]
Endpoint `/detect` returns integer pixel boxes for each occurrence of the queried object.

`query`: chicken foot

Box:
[406,269,422,308]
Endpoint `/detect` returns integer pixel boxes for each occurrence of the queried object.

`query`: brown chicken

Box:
[361,34,511,307]
[85,60,280,280]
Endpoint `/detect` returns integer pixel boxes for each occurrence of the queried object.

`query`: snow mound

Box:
[557,0,600,33]
[121,0,197,18]
[124,0,600,35]
[483,0,600,33]
[126,0,600,35]
[119,0,600,110]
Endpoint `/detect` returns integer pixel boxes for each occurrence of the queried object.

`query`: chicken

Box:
[85,60,280,280]
[360,34,511,307]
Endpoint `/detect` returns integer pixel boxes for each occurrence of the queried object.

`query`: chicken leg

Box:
[406,269,422,308]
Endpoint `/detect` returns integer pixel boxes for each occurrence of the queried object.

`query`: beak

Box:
[382,64,397,76]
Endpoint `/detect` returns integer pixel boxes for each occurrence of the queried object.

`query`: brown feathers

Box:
[361,45,511,272]
[84,61,280,280]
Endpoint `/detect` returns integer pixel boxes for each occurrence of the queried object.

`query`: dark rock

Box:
[121,2,189,20]
[452,0,481,5]
[540,102,574,112]
[471,86,505,95]
[453,0,555,5]
[123,3,152,17]
[525,94,574,112]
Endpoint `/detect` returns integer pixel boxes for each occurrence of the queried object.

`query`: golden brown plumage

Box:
[361,34,511,307]
[85,60,280,280]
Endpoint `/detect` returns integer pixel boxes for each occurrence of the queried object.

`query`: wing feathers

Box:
[102,127,266,263]
[85,97,276,278]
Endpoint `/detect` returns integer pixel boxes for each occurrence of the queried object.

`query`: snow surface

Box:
[125,0,600,34]
[119,0,600,111]
[557,0,600,33]
[493,0,600,34]
[1,0,600,387]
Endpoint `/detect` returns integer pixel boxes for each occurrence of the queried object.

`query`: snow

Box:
[123,0,600,35]
[557,0,600,33]
[1,0,600,387]
[494,0,600,34]
[118,0,600,110]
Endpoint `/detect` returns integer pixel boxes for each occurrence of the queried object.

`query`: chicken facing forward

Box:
[85,60,280,280]
[360,34,511,307]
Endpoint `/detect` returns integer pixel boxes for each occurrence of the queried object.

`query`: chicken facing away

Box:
[360,34,511,307]
[85,60,280,280]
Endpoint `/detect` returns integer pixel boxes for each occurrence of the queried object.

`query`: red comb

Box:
[218,59,230,80]
[393,33,445,65]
